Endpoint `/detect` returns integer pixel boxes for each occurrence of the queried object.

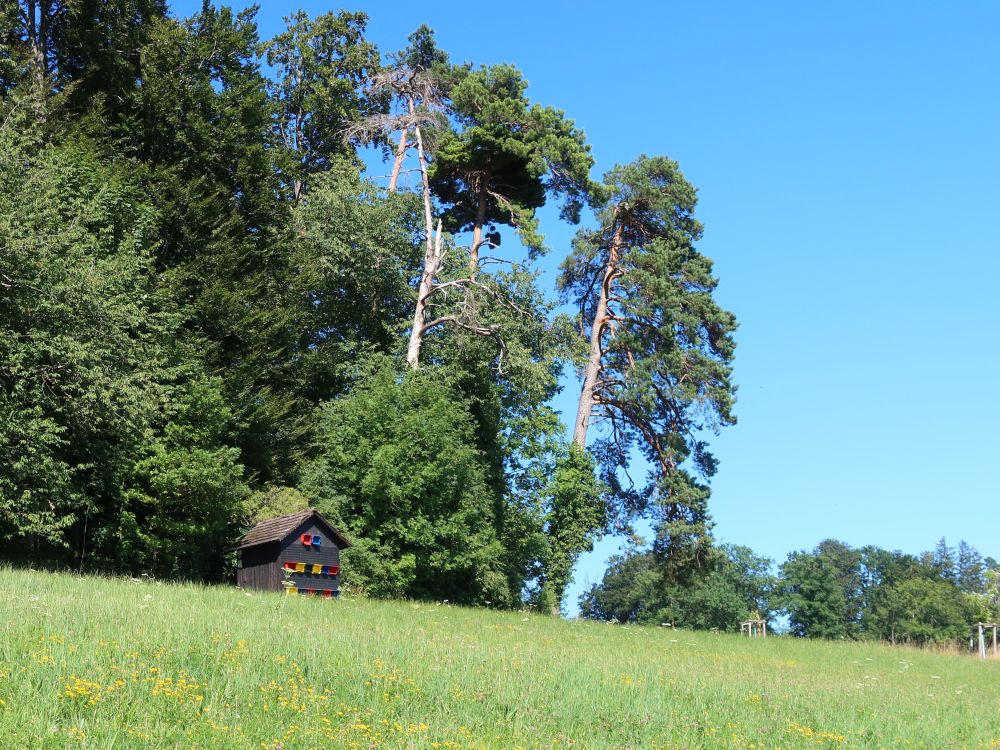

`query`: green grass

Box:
[1,569,998,749]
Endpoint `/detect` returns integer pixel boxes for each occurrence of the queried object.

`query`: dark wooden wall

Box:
[236,541,280,591]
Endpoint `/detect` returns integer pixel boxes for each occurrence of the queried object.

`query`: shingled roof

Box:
[238,509,351,550]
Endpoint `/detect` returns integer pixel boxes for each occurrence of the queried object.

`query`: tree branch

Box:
[421,315,509,374]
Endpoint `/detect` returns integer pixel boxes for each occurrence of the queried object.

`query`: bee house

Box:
[237,509,351,597]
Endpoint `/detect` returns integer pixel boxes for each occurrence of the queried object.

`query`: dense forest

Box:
[0,0,736,614]
[2,1,997,644]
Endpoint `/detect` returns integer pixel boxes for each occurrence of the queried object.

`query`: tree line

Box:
[582,536,1000,646]
[0,1,737,612]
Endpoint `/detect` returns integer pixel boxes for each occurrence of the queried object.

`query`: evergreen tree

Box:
[932,537,956,583]
[1,0,64,116]
[354,23,454,195]
[429,63,596,269]
[956,540,985,593]
[559,155,737,580]
[349,25,468,370]
[133,4,303,482]
[50,0,167,127]
[0,5,767,606]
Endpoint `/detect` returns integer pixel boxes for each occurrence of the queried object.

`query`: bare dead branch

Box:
[426,276,534,320]
[420,315,509,374]
[342,109,445,145]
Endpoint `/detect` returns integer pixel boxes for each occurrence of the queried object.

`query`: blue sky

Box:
[173,1,1000,610]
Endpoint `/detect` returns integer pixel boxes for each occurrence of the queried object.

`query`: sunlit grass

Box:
[1,568,998,749]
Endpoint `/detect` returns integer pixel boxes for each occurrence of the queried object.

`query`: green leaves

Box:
[3,7,737,613]
[779,539,991,645]
[291,163,423,355]
[0,130,161,552]
[127,378,248,582]
[780,549,855,639]
[266,10,382,193]
[302,361,508,605]
[0,117,253,579]
[581,543,775,629]
[541,445,606,613]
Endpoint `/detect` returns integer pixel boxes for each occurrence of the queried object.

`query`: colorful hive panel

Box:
[281,562,339,577]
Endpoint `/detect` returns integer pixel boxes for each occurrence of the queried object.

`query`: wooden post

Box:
[978,623,986,660]
[992,624,997,657]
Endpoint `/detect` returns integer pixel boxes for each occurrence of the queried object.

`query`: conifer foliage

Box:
[559,156,737,581]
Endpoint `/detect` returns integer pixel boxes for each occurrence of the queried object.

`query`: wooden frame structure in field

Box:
[972,622,997,659]
[740,619,767,638]
[237,509,351,596]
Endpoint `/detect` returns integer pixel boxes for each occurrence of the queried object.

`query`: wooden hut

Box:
[237,509,351,597]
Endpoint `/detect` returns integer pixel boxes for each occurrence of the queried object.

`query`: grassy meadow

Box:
[0,568,998,749]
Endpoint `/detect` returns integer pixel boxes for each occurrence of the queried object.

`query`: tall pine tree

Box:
[559,155,737,581]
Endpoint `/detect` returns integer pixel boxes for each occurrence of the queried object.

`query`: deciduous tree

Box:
[301,360,510,605]
[266,10,382,200]
[779,549,852,639]
[0,119,160,557]
[581,543,774,629]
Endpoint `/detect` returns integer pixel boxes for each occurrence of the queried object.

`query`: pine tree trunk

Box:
[572,222,624,447]
[388,128,408,193]
[292,106,305,200]
[405,122,437,369]
[27,0,48,121]
[469,186,487,275]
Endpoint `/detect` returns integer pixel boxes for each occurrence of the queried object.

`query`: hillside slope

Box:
[0,569,997,749]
